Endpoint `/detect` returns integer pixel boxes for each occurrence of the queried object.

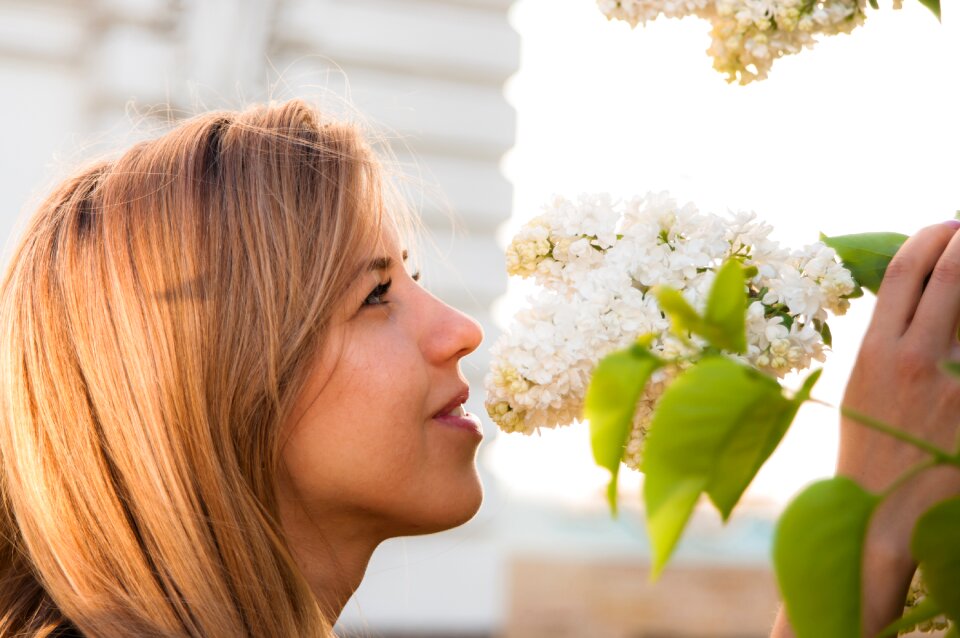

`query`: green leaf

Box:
[654,259,748,354]
[704,259,748,354]
[773,477,880,638]
[911,496,960,624]
[654,286,702,335]
[916,0,941,20]
[642,358,819,578]
[645,474,707,579]
[877,596,944,638]
[709,367,820,518]
[586,344,662,514]
[795,367,822,403]
[821,232,908,294]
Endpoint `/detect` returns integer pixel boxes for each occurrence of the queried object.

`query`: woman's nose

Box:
[423,293,484,364]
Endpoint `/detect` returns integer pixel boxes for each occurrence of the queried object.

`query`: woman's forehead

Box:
[360,215,416,263]
[360,225,400,261]
[362,249,410,274]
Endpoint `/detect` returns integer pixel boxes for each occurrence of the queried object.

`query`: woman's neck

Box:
[279,501,385,622]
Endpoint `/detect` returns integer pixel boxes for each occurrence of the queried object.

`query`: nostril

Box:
[460,313,484,353]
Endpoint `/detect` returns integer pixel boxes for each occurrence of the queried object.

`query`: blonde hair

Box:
[0,99,394,636]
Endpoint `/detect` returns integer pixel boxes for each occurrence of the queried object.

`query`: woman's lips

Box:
[433,410,484,437]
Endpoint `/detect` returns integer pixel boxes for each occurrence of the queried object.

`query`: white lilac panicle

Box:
[504,193,620,288]
[598,0,869,84]
[485,192,856,468]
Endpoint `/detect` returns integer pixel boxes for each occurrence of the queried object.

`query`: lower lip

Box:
[433,412,484,438]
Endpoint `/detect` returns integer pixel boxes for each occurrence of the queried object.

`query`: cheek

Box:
[279,317,483,536]
[281,334,431,511]
[342,338,428,465]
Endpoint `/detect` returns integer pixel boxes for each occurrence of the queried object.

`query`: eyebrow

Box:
[366,250,409,272]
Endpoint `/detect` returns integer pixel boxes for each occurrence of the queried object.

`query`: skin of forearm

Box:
[859,528,917,638]
[769,606,795,638]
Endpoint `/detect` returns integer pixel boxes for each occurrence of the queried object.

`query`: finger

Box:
[870,222,960,339]
[908,223,960,352]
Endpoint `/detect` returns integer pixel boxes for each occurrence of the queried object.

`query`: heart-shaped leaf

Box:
[642,357,819,577]
[821,232,908,294]
[703,258,748,354]
[653,259,748,354]
[916,0,940,20]
[586,343,662,514]
[774,477,880,638]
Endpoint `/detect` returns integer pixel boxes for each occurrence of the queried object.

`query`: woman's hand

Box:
[773,220,960,638]
[838,220,960,636]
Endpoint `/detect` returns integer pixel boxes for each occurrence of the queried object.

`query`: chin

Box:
[403,474,484,536]
[447,476,484,528]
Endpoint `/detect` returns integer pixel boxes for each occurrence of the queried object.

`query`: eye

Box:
[411,270,421,282]
[363,279,392,307]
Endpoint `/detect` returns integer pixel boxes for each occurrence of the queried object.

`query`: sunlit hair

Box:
[0,99,406,637]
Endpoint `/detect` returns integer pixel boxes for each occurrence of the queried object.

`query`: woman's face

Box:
[278,231,485,543]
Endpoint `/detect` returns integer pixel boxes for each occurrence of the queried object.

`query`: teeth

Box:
[447,404,466,417]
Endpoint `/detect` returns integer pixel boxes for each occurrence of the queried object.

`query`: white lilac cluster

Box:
[597,0,870,84]
[486,192,855,468]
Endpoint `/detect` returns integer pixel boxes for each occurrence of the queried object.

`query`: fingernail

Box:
[944,219,960,229]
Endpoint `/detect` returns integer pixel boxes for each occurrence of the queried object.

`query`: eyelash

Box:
[363,279,392,306]
[362,271,421,307]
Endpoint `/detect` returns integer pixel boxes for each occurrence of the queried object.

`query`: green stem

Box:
[808,396,960,468]
[840,406,955,464]
[880,456,940,500]
[808,396,833,409]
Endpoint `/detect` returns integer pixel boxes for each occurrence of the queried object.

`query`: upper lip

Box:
[433,387,469,418]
